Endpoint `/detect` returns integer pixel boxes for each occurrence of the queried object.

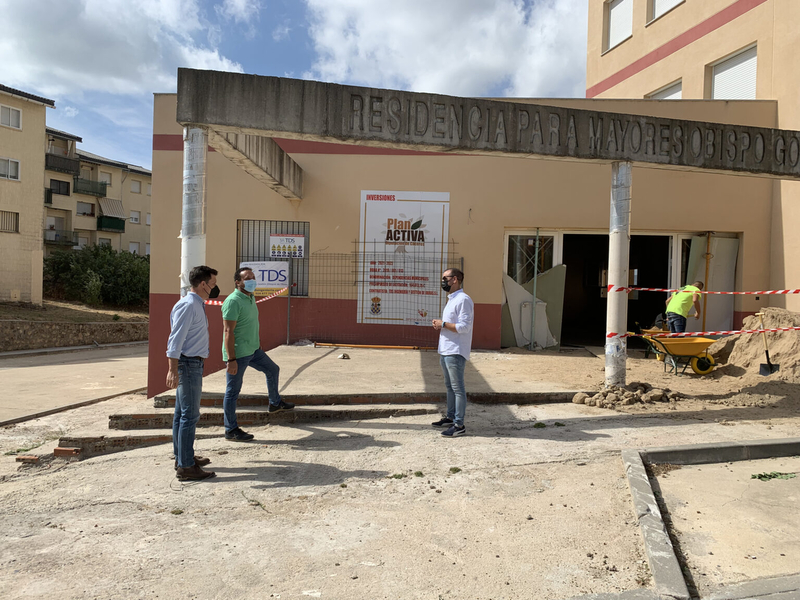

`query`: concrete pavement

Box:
[0,344,147,424]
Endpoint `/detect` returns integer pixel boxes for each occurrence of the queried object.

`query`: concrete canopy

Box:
[176,67,800,181]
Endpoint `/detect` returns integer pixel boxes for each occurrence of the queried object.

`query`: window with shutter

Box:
[712,46,757,100]
[651,0,683,22]
[606,0,633,51]
[648,81,682,100]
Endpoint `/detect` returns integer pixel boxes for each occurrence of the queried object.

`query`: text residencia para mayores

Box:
[348,95,800,175]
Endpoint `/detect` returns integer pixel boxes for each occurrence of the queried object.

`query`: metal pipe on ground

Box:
[313,343,436,351]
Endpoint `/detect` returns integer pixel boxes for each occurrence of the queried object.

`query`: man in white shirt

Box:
[431,268,474,437]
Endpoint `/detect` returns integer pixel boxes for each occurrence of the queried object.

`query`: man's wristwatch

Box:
[442,321,447,328]
[227,358,236,363]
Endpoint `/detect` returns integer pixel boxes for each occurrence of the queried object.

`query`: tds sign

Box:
[239,261,290,296]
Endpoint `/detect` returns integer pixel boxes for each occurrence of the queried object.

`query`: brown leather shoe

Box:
[174,455,211,471]
[176,464,216,481]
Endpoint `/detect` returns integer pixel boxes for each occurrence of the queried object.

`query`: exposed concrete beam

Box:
[177,68,800,181]
[206,128,303,201]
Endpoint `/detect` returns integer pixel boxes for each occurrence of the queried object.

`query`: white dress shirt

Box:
[437,288,474,360]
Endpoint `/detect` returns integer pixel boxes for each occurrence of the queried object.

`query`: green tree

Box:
[44,245,149,307]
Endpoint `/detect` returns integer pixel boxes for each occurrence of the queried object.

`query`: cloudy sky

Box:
[0,0,589,169]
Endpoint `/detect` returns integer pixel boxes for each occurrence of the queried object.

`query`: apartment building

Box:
[76,150,151,255]
[0,84,53,304]
[587,0,800,310]
[44,131,152,257]
[1,82,153,306]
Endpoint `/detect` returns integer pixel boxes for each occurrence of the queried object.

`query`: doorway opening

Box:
[560,234,671,346]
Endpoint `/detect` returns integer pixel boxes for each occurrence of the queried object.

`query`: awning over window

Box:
[98,198,126,219]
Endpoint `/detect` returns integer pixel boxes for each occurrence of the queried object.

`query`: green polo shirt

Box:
[666,285,700,317]
[221,288,260,361]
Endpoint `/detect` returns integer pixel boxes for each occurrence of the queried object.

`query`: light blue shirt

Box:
[438,288,474,360]
[166,292,209,359]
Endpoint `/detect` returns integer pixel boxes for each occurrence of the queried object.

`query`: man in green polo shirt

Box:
[222,267,294,441]
[665,280,703,333]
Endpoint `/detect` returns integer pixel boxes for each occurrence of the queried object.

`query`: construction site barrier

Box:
[204,283,296,306]
[606,326,800,340]
[606,285,800,295]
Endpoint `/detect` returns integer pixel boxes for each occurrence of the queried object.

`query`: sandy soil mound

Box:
[710,307,800,382]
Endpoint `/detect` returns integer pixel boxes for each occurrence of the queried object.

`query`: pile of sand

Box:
[710,307,800,381]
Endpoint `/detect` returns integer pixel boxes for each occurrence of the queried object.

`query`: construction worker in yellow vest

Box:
[665,281,704,333]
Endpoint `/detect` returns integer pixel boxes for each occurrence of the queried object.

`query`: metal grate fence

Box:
[297,243,462,346]
[237,219,310,296]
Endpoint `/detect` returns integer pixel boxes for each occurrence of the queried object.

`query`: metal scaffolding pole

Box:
[605,162,632,388]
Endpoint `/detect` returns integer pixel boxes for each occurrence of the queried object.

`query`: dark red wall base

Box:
[148,294,501,397]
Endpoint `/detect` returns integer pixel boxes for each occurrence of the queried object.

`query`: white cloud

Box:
[272,22,291,42]
[303,0,587,98]
[215,0,262,24]
[0,0,243,98]
[63,106,79,118]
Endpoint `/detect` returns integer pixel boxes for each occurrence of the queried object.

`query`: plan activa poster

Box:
[357,190,450,326]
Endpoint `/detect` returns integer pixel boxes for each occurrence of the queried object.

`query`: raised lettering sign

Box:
[177,69,800,180]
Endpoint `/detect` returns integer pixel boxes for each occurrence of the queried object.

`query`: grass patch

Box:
[388,473,407,479]
[533,422,547,429]
[449,467,461,474]
[554,422,566,427]
[241,490,269,511]
[340,483,347,488]
[170,509,183,515]
[414,471,424,477]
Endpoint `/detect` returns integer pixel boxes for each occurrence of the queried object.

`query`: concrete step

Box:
[57,428,225,460]
[110,404,440,430]
[152,391,580,409]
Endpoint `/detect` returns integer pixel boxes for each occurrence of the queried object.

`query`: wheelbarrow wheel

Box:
[691,354,716,375]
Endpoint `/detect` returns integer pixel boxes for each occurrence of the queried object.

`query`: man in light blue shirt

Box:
[166,265,218,481]
[431,268,474,437]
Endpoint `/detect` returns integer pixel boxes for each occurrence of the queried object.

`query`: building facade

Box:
[44,137,152,256]
[148,85,782,394]
[1,82,152,305]
[587,0,800,310]
[0,85,53,304]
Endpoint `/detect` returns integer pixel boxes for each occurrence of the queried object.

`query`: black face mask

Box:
[207,285,220,299]
[441,280,452,293]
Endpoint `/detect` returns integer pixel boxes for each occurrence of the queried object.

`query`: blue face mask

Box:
[243,279,258,293]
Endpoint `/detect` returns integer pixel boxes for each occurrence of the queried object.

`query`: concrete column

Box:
[180,127,208,296]
[605,162,632,388]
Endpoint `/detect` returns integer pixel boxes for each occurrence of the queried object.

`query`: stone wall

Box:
[0,321,148,351]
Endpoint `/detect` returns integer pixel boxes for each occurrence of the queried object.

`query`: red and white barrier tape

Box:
[204,284,295,306]
[606,325,800,340]
[606,284,800,295]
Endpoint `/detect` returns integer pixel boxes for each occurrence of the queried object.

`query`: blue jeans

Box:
[173,356,203,468]
[224,348,281,432]
[440,354,467,427]
[666,312,687,333]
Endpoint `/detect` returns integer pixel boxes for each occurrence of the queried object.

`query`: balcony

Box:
[44,228,79,246]
[73,177,108,197]
[44,188,52,204]
[97,216,125,233]
[45,153,81,176]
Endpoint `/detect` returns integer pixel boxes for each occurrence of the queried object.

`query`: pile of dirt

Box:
[710,307,800,381]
